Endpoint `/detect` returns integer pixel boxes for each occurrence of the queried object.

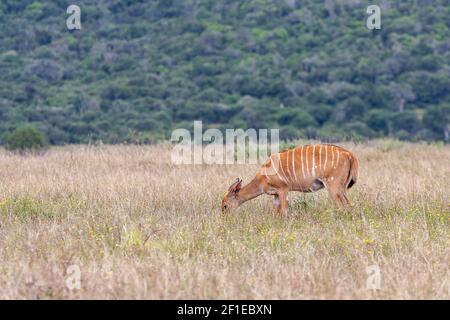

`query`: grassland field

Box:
[0,140,448,299]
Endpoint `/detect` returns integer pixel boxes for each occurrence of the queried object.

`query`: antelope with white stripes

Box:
[221,144,359,216]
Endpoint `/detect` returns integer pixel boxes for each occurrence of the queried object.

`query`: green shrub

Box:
[2,126,48,152]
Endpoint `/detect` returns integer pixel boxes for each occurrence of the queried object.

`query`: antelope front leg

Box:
[273,191,288,217]
[272,195,281,214]
[277,189,289,217]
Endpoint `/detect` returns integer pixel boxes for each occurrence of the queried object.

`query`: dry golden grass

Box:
[0,140,448,299]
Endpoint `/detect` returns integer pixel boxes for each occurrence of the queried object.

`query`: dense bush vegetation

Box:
[2,126,47,151]
[0,0,449,144]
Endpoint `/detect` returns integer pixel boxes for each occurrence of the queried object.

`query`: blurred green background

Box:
[0,0,449,144]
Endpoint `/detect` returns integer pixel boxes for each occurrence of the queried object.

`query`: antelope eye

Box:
[223,205,228,209]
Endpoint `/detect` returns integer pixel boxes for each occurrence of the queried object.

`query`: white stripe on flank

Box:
[291,149,298,184]
[311,145,316,177]
[305,146,309,178]
[300,146,306,179]
[323,145,328,173]
[270,155,284,183]
[285,150,292,184]
[331,146,335,168]
[277,153,289,185]
[319,145,322,171]
[336,149,340,168]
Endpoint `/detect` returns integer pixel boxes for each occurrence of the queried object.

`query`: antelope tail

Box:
[346,154,359,189]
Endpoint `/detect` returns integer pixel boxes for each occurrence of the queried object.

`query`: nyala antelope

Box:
[221,144,359,215]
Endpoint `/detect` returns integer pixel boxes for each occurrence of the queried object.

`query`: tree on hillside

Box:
[2,126,48,152]
[423,104,450,142]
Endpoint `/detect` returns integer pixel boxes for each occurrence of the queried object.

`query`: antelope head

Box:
[221,178,242,213]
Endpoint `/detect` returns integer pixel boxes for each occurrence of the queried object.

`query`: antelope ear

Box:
[228,178,243,193]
